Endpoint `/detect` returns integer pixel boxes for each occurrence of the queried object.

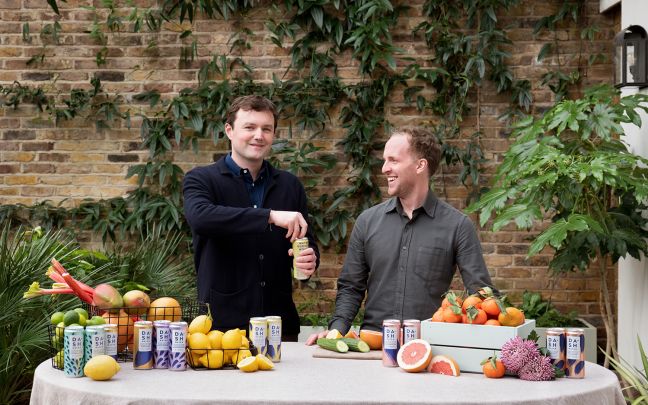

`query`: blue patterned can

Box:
[63,325,85,378]
[402,319,421,345]
[133,321,154,370]
[266,316,282,362]
[153,320,171,369]
[382,319,401,367]
[169,321,187,371]
[566,328,585,378]
[546,328,566,370]
[84,325,106,362]
[104,324,118,360]
[249,317,268,356]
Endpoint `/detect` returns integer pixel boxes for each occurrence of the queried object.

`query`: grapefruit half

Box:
[396,339,433,373]
[428,354,461,376]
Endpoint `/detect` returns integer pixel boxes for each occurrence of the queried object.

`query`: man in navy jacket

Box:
[183,95,319,340]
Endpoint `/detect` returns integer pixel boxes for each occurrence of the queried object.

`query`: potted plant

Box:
[467,85,648,366]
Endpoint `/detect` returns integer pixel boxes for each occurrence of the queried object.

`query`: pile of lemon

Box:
[187,313,273,372]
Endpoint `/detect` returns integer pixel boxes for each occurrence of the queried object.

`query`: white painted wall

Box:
[614,0,648,371]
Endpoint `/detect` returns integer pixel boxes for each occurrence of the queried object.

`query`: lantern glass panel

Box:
[626,42,636,83]
[615,43,624,85]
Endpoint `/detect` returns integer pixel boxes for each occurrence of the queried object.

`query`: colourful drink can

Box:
[292,238,310,280]
[153,320,171,369]
[249,317,268,356]
[169,321,187,371]
[546,327,566,370]
[566,328,585,378]
[266,316,282,362]
[63,325,85,378]
[84,325,106,362]
[133,320,154,370]
[104,324,118,360]
[382,319,401,367]
[402,319,421,345]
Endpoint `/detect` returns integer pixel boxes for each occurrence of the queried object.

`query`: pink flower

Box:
[500,336,539,373]
[518,354,555,381]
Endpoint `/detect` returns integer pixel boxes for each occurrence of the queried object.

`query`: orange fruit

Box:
[442,307,462,323]
[147,297,182,322]
[397,339,433,373]
[344,329,359,339]
[428,354,460,376]
[482,356,506,378]
[498,307,525,327]
[484,319,501,326]
[482,297,502,317]
[461,296,483,313]
[359,329,382,350]
[102,310,134,352]
[464,308,487,325]
[441,292,463,309]
[431,308,444,322]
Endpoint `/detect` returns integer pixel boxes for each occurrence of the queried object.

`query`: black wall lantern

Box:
[614,25,648,88]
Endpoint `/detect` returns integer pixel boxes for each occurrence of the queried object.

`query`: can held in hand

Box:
[382,319,401,367]
[266,316,282,362]
[168,321,187,371]
[402,319,421,345]
[104,324,118,360]
[153,320,171,369]
[133,320,154,370]
[546,328,566,370]
[63,325,85,378]
[249,317,268,356]
[292,237,310,280]
[566,328,585,378]
[84,325,106,362]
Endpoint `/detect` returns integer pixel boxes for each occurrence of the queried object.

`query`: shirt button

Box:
[243,169,248,173]
[260,281,266,287]
[402,246,407,250]
[253,205,257,208]
[259,254,264,260]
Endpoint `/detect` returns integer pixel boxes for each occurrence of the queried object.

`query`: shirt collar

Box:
[384,190,438,218]
[225,153,268,180]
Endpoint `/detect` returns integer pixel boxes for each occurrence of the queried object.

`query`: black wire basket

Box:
[186,344,258,370]
[48,298,205,369]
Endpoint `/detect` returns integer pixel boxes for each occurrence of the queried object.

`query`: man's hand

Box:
[288,247,317,277]
[305,329,329,346]
[269,210,307,241]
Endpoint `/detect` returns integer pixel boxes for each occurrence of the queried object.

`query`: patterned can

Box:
[249,317,268,356]
[266,316,282,362]
[84,325,106,362]
[292,237,310,280]
[63,325,85,378]
[402,319,421,345]
[133,320,154,370]
[153,320,171,369]
[104,324,118,360]
[168,321,187,371]
[566,328,585,378]
[382,319,401,367]
[546,328,566,370]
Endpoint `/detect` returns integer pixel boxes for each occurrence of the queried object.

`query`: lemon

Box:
[50,311,64,325]
[188,332,210,355]
[207,330,224,349]
[237,356,258,372]
[199,350,224,369]
[232,349,252,365]
[51,335,63,350]
[256,354,274,371]
[240,335,250,349]
[55,322,65,339]
[53,350,64,369]
[83,355,121,381]
[222,329,242,349]
[188,351,203,368]
[74,307,89,320]
[326,329,343,339]
[236,328,246,337]
[188,314,212,335]
[77,313,87,327]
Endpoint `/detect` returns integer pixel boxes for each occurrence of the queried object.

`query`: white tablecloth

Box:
[30,342,625,405]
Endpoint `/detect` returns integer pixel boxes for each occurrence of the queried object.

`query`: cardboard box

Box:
[421,319,536,373]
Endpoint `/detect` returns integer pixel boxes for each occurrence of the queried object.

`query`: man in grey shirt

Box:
[307,126,494,342]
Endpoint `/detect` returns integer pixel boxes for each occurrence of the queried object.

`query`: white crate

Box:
[421,319,536,373]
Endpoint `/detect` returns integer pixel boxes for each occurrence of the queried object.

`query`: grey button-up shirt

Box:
[329,191,494,333]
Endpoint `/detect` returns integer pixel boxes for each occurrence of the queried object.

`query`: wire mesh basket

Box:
[48,298,205,369]
[186,344,258,370]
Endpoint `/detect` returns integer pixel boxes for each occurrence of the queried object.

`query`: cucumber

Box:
[340,338,370,353]
[316,338,349,353]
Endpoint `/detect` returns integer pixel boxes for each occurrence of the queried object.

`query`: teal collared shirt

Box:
[329,190,495,333]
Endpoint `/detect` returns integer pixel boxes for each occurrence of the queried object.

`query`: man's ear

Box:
[416,158,428,175]
[224,123,233,140]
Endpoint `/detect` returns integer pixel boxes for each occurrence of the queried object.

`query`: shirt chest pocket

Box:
[413,246,452,286]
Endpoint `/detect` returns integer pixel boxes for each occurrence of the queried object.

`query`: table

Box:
[30,342,625,405]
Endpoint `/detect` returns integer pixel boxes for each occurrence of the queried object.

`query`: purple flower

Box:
[500,336,539,373]
[518,354,555,381]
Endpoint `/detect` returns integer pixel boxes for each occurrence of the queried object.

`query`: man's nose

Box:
[381,161,389,173]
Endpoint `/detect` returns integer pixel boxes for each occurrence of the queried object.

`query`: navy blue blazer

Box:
[183,157,319,335]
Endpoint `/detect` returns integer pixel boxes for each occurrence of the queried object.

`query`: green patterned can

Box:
[84,325,106,362]
[63,325,85,378]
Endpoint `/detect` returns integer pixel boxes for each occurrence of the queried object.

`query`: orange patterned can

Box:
[546,327,566,370]
[565,328,585,378]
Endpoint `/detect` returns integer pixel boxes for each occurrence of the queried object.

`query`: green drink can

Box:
[292,237,310,280]
[63,325,85,378]
[84,325,106,362]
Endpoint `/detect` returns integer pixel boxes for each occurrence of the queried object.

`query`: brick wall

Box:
[0,0,619,350]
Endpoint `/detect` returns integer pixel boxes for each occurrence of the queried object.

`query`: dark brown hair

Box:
[225,95,279,130]
[392,126,442,177]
